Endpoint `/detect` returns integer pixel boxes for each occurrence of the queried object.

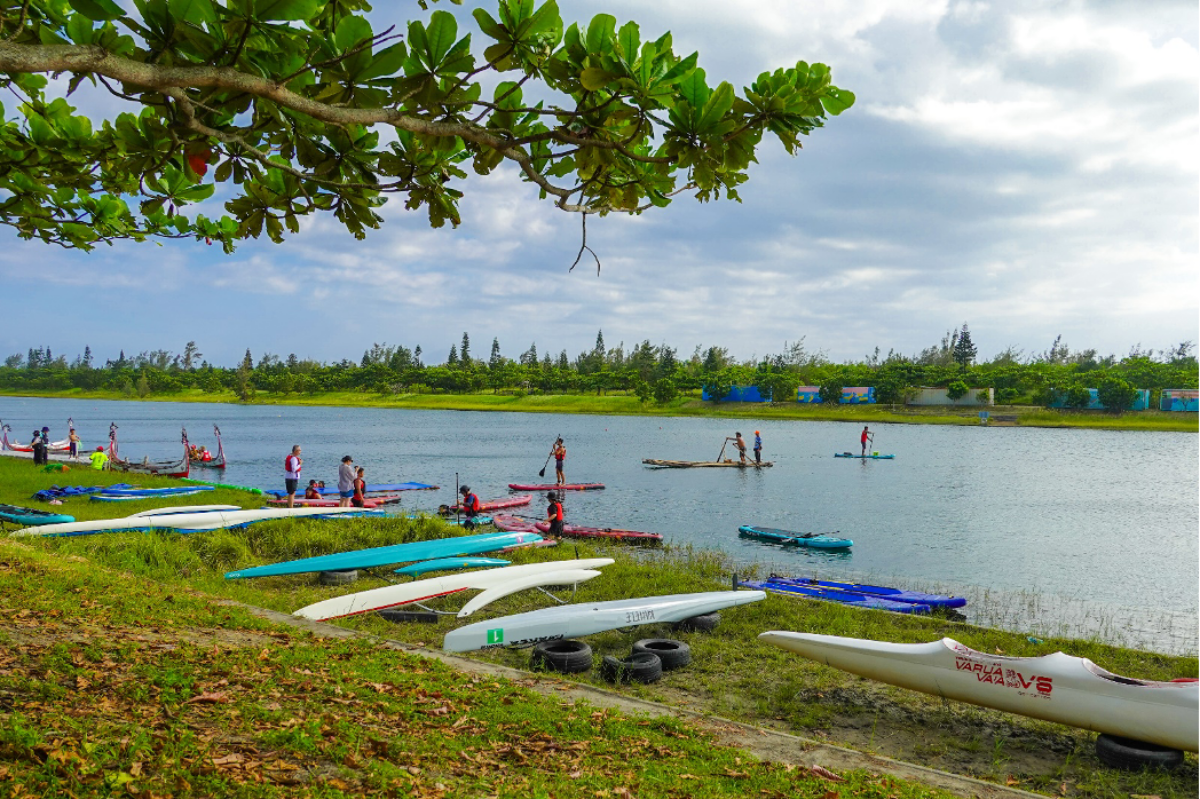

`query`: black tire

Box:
[530,639,593,674]
[1094,734,1184,770]
[632,638,691,671]
[377,610,440,625]
[599,652,663,684]
[319,569,358,585]
[671,612,720,633]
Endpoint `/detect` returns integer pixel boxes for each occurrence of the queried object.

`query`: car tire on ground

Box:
[599,652,663,684]
[1094,734,1184,770]
[319,569,358,585]
[530,640,593,674]
[671,612,720,633]
[377,610,440,624]
[631,638,691,670]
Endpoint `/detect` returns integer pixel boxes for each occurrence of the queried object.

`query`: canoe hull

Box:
[760,632,1199,752]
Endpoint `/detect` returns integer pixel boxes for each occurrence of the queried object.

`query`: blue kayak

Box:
[224,531,543,579]
[99,486,215,496]
[0,505,75,526]
[92,488,210,501]
[834,453,895,459]
[394,557,511,577]
[736,578,931,614]
[767,575,966,608]
[738,525,853,549]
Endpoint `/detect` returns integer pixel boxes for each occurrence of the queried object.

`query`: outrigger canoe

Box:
[508,483,605,491]
[767,575,966,608]
[738,525,853,550]
[759,632,1199,753]
[737,577,931,613]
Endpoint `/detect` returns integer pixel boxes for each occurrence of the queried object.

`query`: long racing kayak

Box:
[767,575,966,608]
[737,578,930,613]
[225,531,543,579]
[444,590,765,652]
[394,557,511,578]
[759,632,1199,752]
[98,486,215,496]
[508,483,605,491]
[14,506,381,538]
[738,525,853,550]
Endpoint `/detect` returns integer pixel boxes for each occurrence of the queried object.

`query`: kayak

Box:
[224,531,544,580]
[736,578,931,614]
[180,478,263,495]
[266,496,399,508]
[534,520,663,546]
[293,558,613,621]
[508,483,605,491]
[34,484,133,500]
[263,482,438,497]
[758,632,1199,753]
[128,505,242,517]
[738,525,853,550]
[767,575,966,608]
[834,453,895,460]
[92,488,211,501]
[0,504,75,526]
[444,590,766,653]
[99,486,215,496]
[13,506,382,538]
[446,495,533,512]
[394,557,511,578]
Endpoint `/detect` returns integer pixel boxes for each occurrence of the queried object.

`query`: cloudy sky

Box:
[0,0,1196,368]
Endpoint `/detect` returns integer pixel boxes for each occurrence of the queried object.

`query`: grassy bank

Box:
[3,387,1196,432]
[1,456,1196,798]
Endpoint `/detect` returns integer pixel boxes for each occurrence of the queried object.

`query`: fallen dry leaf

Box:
[184,692,229,705]
[811,765,845,783]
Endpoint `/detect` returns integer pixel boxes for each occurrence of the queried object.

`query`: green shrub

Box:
[1064,385,1092,409]
[946,380,968,400]
[1096,377,1138,413]
[818,380,843,404]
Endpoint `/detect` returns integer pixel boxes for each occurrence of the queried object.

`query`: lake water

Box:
[3,396,1196,655]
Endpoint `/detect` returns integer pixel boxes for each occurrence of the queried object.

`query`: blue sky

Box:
[0,0,1195,367]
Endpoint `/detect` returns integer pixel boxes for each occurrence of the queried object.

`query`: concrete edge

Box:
[218,598,1050,799]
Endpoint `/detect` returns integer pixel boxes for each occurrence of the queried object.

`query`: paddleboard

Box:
[767,575,966,608]
[98,486,216,496]
[394,557,511,578]
[492,513,539,532]
[128,505,242,517]
[759,632,1198,753]
[456,569,602,618]
[507,483,605,491]
[13,506,380,538]
[834,453,895,459]
[293,558,614,620]
[737,578,930,614]
[92,488,209,501]
[225,531,543,580]
[446,495,533,512]
[738,525,853,550]
[444,590,766,653]
[263,482,438,497]
[0,505,75,526]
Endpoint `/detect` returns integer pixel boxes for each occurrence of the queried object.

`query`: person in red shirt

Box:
[545,491,564,539]
[860,426,873,456]
[304,480,321,500]
[551,438,566,486]
[459,485,482,530]
[352,467,366,508]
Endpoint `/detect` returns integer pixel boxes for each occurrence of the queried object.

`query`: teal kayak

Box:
[834,453,895,459]
[0,504,75,526]
[394,557,511,577]
[738,525,853,549]
[224,531,543,579]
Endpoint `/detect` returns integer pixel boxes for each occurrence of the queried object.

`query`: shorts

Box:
[549,519,564,537]
[351,497,364,508]
[70,444,78,456]
[285,478,299,495]
[340,490,354,499]
[555,459,564,469]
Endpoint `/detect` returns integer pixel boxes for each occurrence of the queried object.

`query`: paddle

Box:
[716,439,728,464]
[537,435,560,478]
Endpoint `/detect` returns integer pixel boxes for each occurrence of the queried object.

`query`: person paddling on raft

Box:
[725,432,748,465]
[459,485,482,531]
[545,491,564,539]
[753,430,763,465]
[861,426,873,457]
[551,437,566,486]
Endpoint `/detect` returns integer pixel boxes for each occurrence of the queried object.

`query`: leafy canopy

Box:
[0,0,853,253]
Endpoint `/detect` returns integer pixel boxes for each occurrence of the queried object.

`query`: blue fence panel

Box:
[1161,390,1199,412]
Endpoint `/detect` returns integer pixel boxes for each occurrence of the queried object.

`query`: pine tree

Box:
[414,345,422,367]
[82,346,93,368]
[952,324,977,371]
[489,338,502,368]
[460,332,471,365]
[448,344,459,365]
[241,348,254,371]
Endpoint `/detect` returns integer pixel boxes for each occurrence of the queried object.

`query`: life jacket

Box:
[284,454,301,476]
[463,493,481,514]
[548,501,563,522]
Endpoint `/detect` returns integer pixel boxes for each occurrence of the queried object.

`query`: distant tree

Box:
[946,380,968,401]
[1064,385,1092,409]
[414,346,423,368]
[1096,377,1138,413]
[460,333,471,366]
[976,390,990,405]
[489,338,502,368]
[4,354,22,368]
[652,377,678,404]
[447,345,459,366]
[520,343,539,366]
[818,380,843,405]
[704,368,734,403]
[286,353,299,369]
[557,350,570,370]
[952,324,977,371]
[240,349,254,371]
[82,346,93,368]
[182,341,202,371]
[633,377,653,403]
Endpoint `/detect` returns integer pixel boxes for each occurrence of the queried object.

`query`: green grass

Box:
[4,387,1196,432]
[1,455,1196,798]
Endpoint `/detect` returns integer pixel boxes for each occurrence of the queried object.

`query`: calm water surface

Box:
[3,397,1196,655]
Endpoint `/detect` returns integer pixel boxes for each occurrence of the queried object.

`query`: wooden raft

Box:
[642,459,773,468]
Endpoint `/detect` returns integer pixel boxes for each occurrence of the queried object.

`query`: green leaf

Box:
[359,42,407,81]
[678,68,709,109]
[657,51,698,87]
[580,67,618,91]
[820,87,855,115]
[68,0,125,21]
[168,0,216,26]
[526,0,561,37]
[585,13,615,56]
[66,12,96,44]
[335,15,372,54]
[426,10,458,66]
[617,21,639,62]
[253,0,318,22]
[472,8,506,40]
[697,81,734,132]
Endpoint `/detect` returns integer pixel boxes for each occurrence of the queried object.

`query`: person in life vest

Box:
[304,479,322,500]
[861,426,873,456]
[545,491,564,539]
[352,467,367,508]
[284,445,303,507]
[753,431,763,465]
[89,446,108,471]
[459,485,482,530]
[551,438,566,486]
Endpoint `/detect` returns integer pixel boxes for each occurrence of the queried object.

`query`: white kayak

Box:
[456,569,602,618]
[293,558,615,621]
[760,632,1199,752]
[11,506,381,537]
[444,590,766,653]
[128,504,242,517]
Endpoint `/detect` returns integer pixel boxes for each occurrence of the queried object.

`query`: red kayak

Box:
[447,495,533,512]
[508,483,605,491]
[534,520,662,546]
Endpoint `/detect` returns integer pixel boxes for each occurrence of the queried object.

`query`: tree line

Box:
[2,327,1196,412]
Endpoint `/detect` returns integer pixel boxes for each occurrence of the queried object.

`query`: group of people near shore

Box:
[283,446,367,508]
[25,424,108,469]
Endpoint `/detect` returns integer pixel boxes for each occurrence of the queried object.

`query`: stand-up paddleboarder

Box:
[861,426,873,457]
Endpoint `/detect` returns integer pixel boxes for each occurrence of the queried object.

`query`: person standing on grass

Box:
[860,426,873,457]
[545,491,564,539]
[68,428,80,461]
[284,445,303,507]
[337,455,356,507]
[352,467,367,508]
[551,438,566,486]
[753,430,763,465]
[31,430,46,465]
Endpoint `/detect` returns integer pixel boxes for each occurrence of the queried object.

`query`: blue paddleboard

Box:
[736,578,931,614]
[766,575,966,608]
